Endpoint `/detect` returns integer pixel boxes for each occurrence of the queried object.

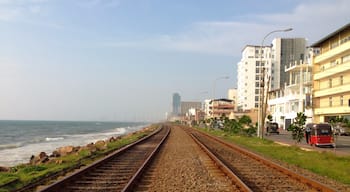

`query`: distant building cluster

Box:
[168,23,350,129]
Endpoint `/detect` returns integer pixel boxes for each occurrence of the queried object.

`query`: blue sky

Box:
[0,0,349,122]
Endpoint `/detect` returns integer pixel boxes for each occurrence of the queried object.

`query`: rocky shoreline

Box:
[0,126,154,172]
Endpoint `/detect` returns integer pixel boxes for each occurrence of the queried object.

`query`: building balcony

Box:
[285,62,312,72]
[314,62,350,80]
[314,106,350,115]
[285,81,312,90]
[314,83,350,98]
[212,110,234,114]
[212,105,235,109]
[314,41,350,63]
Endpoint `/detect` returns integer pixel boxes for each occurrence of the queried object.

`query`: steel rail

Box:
[188,131,253,192]
[39,125,168,192]
[193,128,337,192]
[121,125,170,192]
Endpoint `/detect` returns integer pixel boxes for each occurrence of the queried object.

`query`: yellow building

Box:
[311,23,350,122]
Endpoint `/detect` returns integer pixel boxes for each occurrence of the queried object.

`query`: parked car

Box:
[266,122,279,135]
[334,125,350,136]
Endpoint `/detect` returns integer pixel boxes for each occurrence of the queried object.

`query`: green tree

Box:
[287,112,307,144]
[222,115,256,136]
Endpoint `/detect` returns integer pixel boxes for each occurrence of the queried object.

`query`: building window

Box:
[331,41,339,49]
[340,76,344,85]
[256,61,260,66]
[342,54,350,63]
[255,96,259,101]
[330,60,338,66]
[329,79,332,88]
[340,96,344,106]
[329,97,332,107]
[255,89,259,94]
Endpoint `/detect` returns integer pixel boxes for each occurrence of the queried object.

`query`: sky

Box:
[0,0,349,122]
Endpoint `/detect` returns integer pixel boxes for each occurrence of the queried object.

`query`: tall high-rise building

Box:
[172,93,181,115]
[237,45,272,111]
[271,38,307,91]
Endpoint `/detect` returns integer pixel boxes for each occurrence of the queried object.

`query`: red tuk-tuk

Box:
[306,123,334,147]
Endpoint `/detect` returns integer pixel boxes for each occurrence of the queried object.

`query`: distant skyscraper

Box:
[172,93,181,115]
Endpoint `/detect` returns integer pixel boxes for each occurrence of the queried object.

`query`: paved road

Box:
[265,130,350,156]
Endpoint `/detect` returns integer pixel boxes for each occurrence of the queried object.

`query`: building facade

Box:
[311,23,350,123]
[264,38,309,129]
[204,99,235,119]
[180,101,202,116]
[268,55,313,129]
[271,38,307,91]
[237,45,272,111]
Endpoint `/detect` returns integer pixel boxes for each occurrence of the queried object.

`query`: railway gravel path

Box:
[135,125,239,192]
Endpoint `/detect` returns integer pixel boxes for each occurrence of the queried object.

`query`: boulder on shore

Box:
[95,140,107,151]
[85,143,97,153]
[56,145,75,156]
[0,166,10,172]
[30,152,49,165]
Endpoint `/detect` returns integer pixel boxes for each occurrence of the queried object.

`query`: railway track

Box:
[186,127,337,192]
[132,124,244,192]
[38,125,170,192]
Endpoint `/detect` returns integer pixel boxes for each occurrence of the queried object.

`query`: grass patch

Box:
[199,127,350,185]
[0,125,158,192]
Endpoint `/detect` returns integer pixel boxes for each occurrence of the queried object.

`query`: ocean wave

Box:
[114,127,126,134]
[45,137,65,141]
[0,143,23,150]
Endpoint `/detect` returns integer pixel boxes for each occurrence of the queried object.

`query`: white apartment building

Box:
[268,55,313,129]
[267,38,310,129]
[237,45,272,111]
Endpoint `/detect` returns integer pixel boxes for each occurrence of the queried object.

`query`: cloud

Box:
[0,7,21,21]
[101,0,350,56]
[77,0,122,8]
[0,0,48,21]
[257,0,350,43]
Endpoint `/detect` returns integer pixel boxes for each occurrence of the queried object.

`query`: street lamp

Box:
[257,28,293,138]
[212,76,230,118]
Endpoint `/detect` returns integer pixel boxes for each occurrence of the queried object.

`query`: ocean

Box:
[0,120,148,167]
